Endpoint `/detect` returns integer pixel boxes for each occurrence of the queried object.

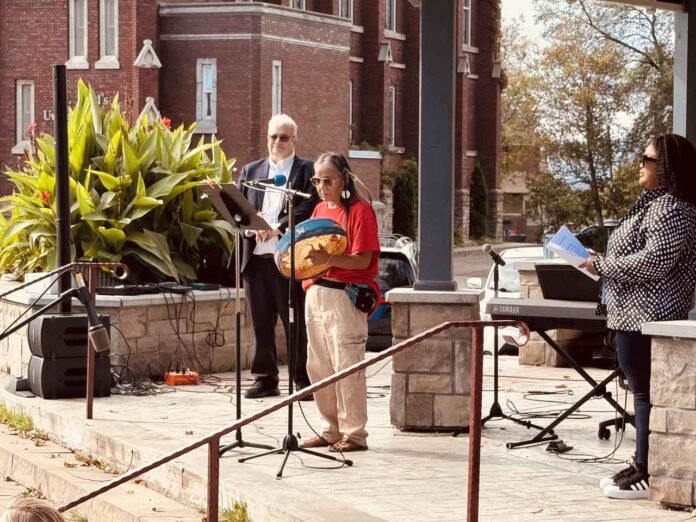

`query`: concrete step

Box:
[0,424,204,521]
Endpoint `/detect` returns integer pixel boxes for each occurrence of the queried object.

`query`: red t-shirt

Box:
[302,199,381,300]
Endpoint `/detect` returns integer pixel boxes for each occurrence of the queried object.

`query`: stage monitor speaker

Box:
[28,314,110,359]
[28,354,111,399]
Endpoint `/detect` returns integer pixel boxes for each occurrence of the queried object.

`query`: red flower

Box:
[161,117,172,129]
[39,191,51,204]
[26,122,37,139]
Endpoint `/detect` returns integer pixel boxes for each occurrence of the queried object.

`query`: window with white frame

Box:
[13,81,34,154]
[463,0,472,47]
[340,0,353,21]
[272,60,282,116]
[349,81,353,142]
[67,0,88,69]
[195,59,217,133]
[291,0,306,9]
[387,86,396,147]
[386,0,397,32]
[97,0,119,68]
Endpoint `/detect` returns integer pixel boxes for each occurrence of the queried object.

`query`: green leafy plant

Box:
[469,164,488,239]
[0,80,235,282]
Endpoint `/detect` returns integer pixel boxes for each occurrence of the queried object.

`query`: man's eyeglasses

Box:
[268,134,293,143]
[310,177,335,187]
[640,154,658,167]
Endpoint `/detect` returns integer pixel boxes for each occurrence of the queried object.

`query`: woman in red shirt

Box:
[299,153,380,453]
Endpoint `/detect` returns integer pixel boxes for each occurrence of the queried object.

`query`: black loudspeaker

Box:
[29,314,110,359]
[28,355,111,399]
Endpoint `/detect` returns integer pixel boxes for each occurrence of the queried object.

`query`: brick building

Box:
[0,0,503,239]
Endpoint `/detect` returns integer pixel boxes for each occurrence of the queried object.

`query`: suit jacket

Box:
[238,156,318,273]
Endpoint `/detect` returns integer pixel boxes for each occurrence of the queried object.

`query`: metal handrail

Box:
[58,319,528,522]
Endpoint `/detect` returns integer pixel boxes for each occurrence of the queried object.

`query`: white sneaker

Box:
[603,465,650,500]
[598,463,636,489]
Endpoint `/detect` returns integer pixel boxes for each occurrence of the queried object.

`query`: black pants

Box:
[242,255,309,385]
[615,330,652,467]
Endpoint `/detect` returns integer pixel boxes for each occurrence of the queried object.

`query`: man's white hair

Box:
[268,114,298,137]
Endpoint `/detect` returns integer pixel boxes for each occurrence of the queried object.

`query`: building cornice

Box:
[160,33,349,53]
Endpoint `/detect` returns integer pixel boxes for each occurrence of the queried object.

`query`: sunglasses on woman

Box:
[640,154,658,167]
[310,177,336,187]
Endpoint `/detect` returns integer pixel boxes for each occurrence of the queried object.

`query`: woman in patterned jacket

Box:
[581,134,696,500]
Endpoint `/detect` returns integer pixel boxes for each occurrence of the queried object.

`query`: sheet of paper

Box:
[546,225,600,281]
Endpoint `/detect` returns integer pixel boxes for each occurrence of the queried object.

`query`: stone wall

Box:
[0,291,286,379]
[645,333,696,508]
[388,289,481,430]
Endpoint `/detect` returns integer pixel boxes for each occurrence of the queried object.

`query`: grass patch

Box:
[220,500,249,522]
[0,403,48,444]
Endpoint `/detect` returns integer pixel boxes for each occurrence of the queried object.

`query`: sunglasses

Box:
[268,134,293,142]
[310,177,336,187]
[640,154,658,167]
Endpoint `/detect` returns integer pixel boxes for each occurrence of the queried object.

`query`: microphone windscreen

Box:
[89,325,111,353]
[272,173,287,186]
[482,244,492,254]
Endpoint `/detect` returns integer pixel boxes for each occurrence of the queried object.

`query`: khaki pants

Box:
[305,285,369,446]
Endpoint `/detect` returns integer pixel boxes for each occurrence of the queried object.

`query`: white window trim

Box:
[272,60,282,116]
[291,0,306,10]
[386,0,397,32]
[340,0,354,22]
[388,86,396,147]
[13,81,34,155]
[96,0,120,69]
[195,58,218,134]
[463,0,472,48]
[67,0,89,69]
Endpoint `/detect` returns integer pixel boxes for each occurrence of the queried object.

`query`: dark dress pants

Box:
[615,330,652,467]
[243,255,309,385]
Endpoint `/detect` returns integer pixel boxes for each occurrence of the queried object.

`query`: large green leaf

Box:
[146,172,190,199]
[97,226,126,250]
[179,222,203,247]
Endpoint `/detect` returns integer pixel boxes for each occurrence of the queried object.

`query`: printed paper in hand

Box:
[546,226,600,281]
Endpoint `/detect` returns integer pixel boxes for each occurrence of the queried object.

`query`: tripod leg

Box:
[276,450,293,478]
[238,447,283,464]
[297,447,353,466]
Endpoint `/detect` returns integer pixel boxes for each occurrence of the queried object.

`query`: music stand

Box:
[236,182,351,478]
[200,182,274,454]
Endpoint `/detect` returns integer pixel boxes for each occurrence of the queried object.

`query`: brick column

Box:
[387,288,481,430]
[643,322,696,509]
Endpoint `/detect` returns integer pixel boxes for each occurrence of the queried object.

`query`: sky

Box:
[501,0,543,40]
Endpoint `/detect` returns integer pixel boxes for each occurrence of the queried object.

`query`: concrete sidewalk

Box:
[0,355,690,521]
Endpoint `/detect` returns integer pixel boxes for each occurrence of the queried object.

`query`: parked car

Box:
[367,235,418,351]
[575,219,618,254]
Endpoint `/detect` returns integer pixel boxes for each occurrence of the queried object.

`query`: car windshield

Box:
[377,254,415,294]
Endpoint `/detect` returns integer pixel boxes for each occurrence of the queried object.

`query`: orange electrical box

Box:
[164,371,200,386]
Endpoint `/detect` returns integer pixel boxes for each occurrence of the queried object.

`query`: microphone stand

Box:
[238,184,350,478]
[452,257,548,437]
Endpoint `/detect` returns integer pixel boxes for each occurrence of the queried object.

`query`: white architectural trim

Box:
[96,0,120,69]
[465,150,478,157]
[13,80,34,155]
[349,56,365,63]
[384,30,406,41]
[195,58,218,134]
[390,62,406,69]
[67,0,89,69]
[351,25,364,33]
[467,74,479,80]
[462,44,479,54]
[340,0,354,23]
[160,33,349,53]
[272,60,282,115]
[348,150,382,160]
[388,86,396,147]
[159,3,352,28]
[386,0,397,32]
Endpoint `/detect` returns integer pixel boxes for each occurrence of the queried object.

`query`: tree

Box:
[526,170,584,232]
[469,164,488,239]
[391,159,418,239]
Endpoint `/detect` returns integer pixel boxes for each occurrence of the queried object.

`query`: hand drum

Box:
[274,218,348,280]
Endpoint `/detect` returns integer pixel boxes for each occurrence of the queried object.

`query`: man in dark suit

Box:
[239,114,319,398]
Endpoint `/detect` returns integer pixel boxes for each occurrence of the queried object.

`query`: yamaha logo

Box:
[493,305,520,315]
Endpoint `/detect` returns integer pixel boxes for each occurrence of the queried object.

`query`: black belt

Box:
[254,254,274,260]
[315,279,346,290]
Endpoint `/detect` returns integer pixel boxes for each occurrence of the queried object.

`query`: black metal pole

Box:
[54,65,71,313]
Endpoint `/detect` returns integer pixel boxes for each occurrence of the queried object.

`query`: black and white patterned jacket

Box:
[593,188,696,332]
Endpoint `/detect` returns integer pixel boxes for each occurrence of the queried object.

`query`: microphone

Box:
[72,272,111,352]
[245,174,287,187]
[482,244,506,266]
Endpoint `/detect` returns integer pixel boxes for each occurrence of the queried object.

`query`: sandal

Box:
[329,439,368,453]
[299,436,332,449]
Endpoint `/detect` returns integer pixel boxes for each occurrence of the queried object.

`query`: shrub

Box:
[469,164,488,239]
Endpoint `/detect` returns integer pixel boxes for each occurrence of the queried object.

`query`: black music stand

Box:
[201,183,274,454]
[453,259,548,438]
[236,182,351,478]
